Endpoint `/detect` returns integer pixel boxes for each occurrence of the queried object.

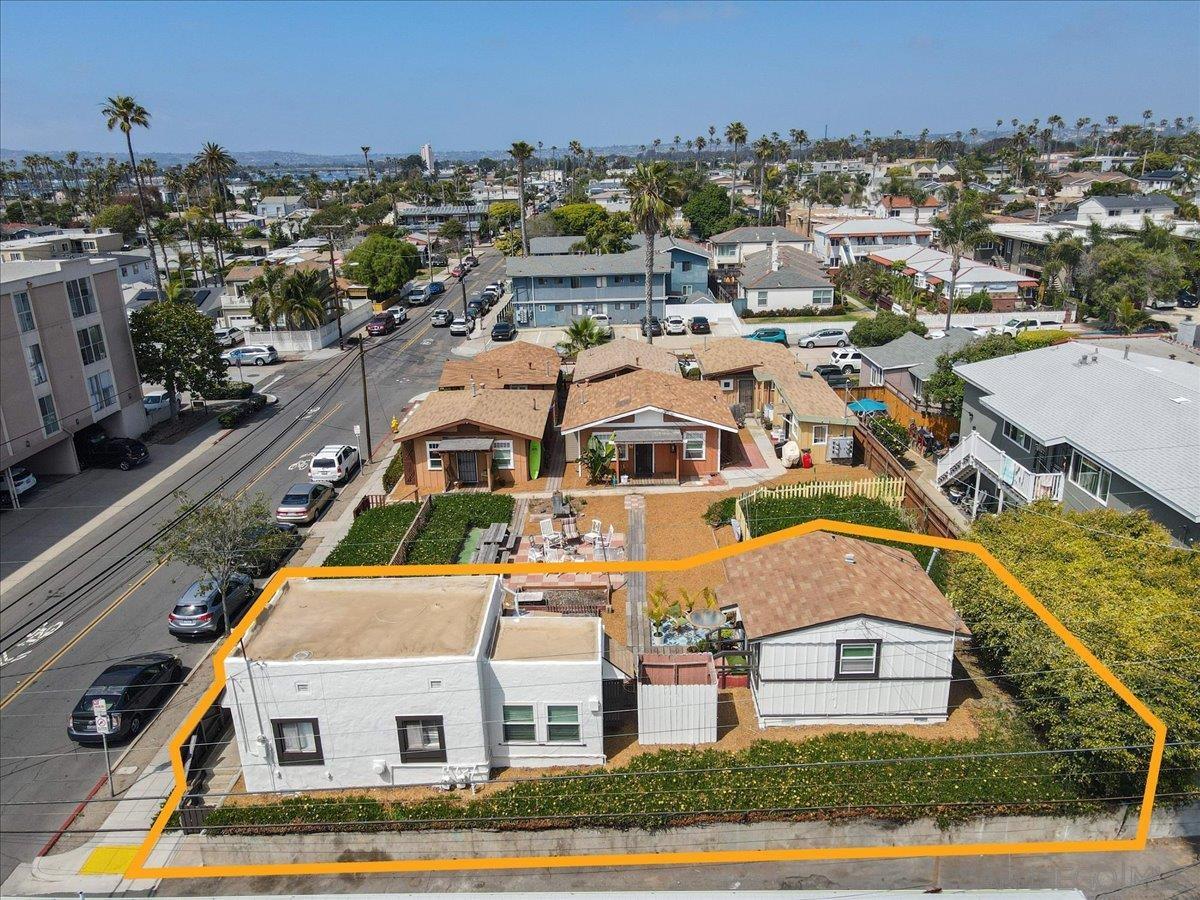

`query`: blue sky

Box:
[2,0,1196,154]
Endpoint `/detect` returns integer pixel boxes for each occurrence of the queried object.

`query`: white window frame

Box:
[546,704,581,743]
[426,440,442,471]
[719,378,734,391]
[836,641,880,678]
[86,370,117,413]
[501,704,537,743]
[1068,450,1112,504]
[683,430,706,461]
[1002,420,1033,452]
[492,439,515,470]
[756,290,768,307]
[812,424,828,445]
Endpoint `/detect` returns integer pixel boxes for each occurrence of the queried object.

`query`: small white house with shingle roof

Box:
[709,226,813,268]
[736,243,834,314]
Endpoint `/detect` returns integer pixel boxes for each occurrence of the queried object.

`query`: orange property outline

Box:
[126,519,1167,879]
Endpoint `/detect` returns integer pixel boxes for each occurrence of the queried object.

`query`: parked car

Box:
[450,264,467,278]
[829,347,862,373]
[464,255,479,268]
[590,313,614,336]
[640,316,663,337]
[430,308,454,327]
[142,390,182,414]
[405,286,433,306]
[999,317,1060,337]
[1148,295,1178,311]
[928,325,989,339]
[428,281,446,296]
[222,345,278,367]
[812,364,851,390]
[366,313,397,336]
[480,287,499,308]
[749,327,789,346]
[800,328,849,348]
[67,653,182,744]
[242,522,302,577]
[1178,290,1199,309]
[387,305,409,325]
[0,465,37,504]
[487,281,505,297]
[213,326,244,347]
[689,316,712,334]
[308,444,360,483]
[466,298,486,318]
[664,315,687,335]
[275,482,334,525]
[427,253,448,267]
[167,573,255,638]
[76,430,149,470]
[449,315,475,336]
[491,321,517,341]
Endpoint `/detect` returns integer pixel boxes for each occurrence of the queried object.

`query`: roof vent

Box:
[844,553,856,565]
[1171,396,1192,404]
[292,650,312,661]
[799,370,814,378]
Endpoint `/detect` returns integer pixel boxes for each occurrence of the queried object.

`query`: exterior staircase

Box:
[936,431,1064,506]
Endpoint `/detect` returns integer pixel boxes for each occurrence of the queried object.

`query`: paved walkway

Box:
[624,494,649,654]
[902,446,971,532]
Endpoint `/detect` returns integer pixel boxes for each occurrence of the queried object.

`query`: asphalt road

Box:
[0,250,507,880]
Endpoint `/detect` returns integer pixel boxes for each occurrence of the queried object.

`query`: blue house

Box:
[655,236,712,301]
[507,249,670,328]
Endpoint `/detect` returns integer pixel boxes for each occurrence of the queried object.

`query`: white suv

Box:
[308,444,360,483]
[664,315,687,335]
[829,347,861,373]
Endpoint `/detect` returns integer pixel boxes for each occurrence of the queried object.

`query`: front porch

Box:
[436,438,500,491]
[612,429,688,485]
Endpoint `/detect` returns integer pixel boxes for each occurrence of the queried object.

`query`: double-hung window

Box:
[12,291,35,332]
[26,343,47,386]
[836,641,880,679]
[67,278,96,317]
[38,395,59,436]
[812,424,828,445]
[87,370,116,412]
[1069,451,1111,503]
[756,290,768,307]
[547,705,580,742]
[396,716,447,763]
[683,430,705,461]
[426,440,442,471]
[492,439,514,470]
[272,718,323,765]
[77,324,108,366]
[502,705,536,742]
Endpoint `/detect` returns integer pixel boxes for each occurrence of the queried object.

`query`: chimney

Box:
[770,239,780,272]
[470,376,477,397]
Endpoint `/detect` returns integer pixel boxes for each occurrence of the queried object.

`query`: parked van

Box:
[999,318,1061,337]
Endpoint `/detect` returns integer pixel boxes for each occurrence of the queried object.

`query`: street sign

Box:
[91,698,108,715]
[353,425,361,436]
[94,715,112,735]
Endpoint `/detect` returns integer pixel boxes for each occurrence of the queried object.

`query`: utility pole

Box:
[358,336,373,464]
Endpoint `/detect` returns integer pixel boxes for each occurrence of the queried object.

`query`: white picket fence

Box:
[733,476,906,539]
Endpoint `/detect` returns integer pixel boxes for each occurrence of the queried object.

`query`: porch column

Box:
[675,442,681,482]
[970,468,982,519]
[613,441,620,484]
[486,451,493,491]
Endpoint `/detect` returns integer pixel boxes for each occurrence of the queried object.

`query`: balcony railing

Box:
[936,431,1063,505]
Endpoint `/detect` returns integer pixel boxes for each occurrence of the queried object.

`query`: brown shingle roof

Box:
[394,389,553,442]
[560,370,737,432]
[438,342,561,390]
[572,338,680,383]
[719,532,968,639]
[693,337,795,378]
[764,366,856,424]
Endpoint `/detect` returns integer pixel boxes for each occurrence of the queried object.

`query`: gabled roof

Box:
[1080,194,1177,211]
[529,235,585,255]
[719,532,968,639]
[709,225,808,244]
[437,341,561,390]
[506,248,671,278]
[815,218,933,237]
[880,195,943,209]
[259,195,303,204]
[955,343,1200,520]
[859,328,979,374]
[572,338,679,383]
[394,388,553,442]
[694,337,797,378]
[561,369,737,433]
[738,246,832,291]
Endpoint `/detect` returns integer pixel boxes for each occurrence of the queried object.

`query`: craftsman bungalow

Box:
[438,341,561,393]
[571,338,680,384]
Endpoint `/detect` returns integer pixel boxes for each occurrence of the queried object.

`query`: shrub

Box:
[406,494,515,565]
[703,497,736,526]
[1016,329,1072,349]
[849,310,927,347]
[865,414,911,458]
[217,393,267,428]
[323,503,419,566]
[956,290,993,313]
[382,451,405,493]
[206,380,253,400]
[742,305,846,319]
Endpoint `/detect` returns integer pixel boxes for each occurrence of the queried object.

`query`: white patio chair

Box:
[544,545,564,564]
[538,517,563,547]
[526,537,545,564]
[582,518,603,544]
[562,516,580,543]
[597,524,616,550]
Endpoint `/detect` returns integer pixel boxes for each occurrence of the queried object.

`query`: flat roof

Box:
[242,576,495,662]
[490,616,598,663]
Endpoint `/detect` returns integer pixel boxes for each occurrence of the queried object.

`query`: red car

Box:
[450,264,467,278]
[366,313,396,336]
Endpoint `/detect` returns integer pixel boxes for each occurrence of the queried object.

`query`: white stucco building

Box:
[223,575,605,792]
[811,219,934,268]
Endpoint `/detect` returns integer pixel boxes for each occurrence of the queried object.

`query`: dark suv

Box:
[366,313,396,336]
[640,316,663,337]
[76,429,149,470]
[68,653,182,744]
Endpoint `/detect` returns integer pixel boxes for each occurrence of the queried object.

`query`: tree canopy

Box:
[129,300,226,409]
[681,183,733,239]
[923,333,1024,418]
[847,309,928,347]
[92,203,142,242]
[345,233,420,297]
[549,202,608,235]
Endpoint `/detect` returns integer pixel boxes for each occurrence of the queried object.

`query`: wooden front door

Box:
[738,378,755,408]
[456,451,479,485]
[634,444,654,477]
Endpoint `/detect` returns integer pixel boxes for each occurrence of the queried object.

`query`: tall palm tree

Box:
[279,268,333,329]
[751,136,774,225]
[508,141,535,255]
[361,145,372,180]
[933,195,992,331]
[797,178,819,234]
[724,122,748,213]
[694,135,706,170]
[102,95,163,294]
[195,142,236,230]
[625,161,683,344]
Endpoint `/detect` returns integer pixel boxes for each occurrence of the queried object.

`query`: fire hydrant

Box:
[390,416,400,434]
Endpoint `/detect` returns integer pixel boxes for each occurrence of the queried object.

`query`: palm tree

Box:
[724,121,748,212]
[558,317,612,357]
[797,178,819,234]
[751,137,774,224]
[694,135,706,170]
[247,262,289,331]
[361,145,372,180]
[933,195,992,331]
[102,95,163,294]
[195,142,236,230]
[279,268,333,329]
[508,141,535,255]
[625,161,684,344]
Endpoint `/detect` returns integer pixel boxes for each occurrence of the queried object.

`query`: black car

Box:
[1177,290,1198,309]
[68,653,182,744]
[76,430,150,470]
[464,255,479,268]
[430,308,454,327]
[491,321,517,341]
[689,316,711,334]
[242,523,302,577]
[466,298,486,318]
[812,364,845,379]
[640,316,663,337]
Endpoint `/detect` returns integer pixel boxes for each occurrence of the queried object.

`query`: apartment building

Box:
[2,258,145,476]
[0,229,125,262]
[811,219,933,268]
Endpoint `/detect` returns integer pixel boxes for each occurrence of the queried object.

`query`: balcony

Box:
[936,431,1064,506]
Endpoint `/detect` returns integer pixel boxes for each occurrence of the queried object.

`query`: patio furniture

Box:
[538,517,563,548]
[551,491,571,518]
[561,516,580,542]
[582,518,603,544]
[597,524,615,550]
[526,537,546,564]
[544,545,564,564]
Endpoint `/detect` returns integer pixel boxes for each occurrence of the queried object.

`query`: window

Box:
[683,430,705,461]
[836,641,880,679]
[1069,451,1112,503]
[719,378,734,391]
[547,705,580,742]
[569,276,581,289]
[26,343,47,385]
[271,718,323,765]
[1002,420,1033,451]
[87,370,116,412]
[612,275,622,285]
[82,240,97,251]
[121,267,128,277]
[396,716,447,763]
[756,291,768,307]
[77,324,108,366]
[12,291,35,332]
[812,424,828,445]
[67,278,96,317]
[681,260,692,272]
[38,395,58,436]
[426,440,442,470]
[492,439,514,470]
[502,705,536,742]
[595,276,606,288]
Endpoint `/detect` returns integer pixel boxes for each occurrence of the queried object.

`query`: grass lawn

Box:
[747,312,869,324]
[322,503,419,567]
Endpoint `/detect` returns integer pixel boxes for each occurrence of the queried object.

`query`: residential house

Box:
[572,337,680,384]
[735,243,835,314]
[394,387,554,493]
[859,328,980,415]
[1060,194,1177,226]
[438,341,561,393]
[507,249,669,328]
[2,258,145,477]
[224,575,605,792]
[1,223,62,241]
[561,369,737,484]
[110,251,155,288]
[1054,170,1139,201]
[693,337,855,463]
[255,195,308,219]
[655,235,712,300]
[718,532,970,726]
[529,235,586,255]
[867,245,1037,309]
[871,195,945,224]
[392,204,482,238]
[978,221,1068,280]
[1138,169,1188,193]
[709,226,812,269]
[937,343,1200,545]
[811,219,933,268]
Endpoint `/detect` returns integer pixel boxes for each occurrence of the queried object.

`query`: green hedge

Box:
[703,497,737,526]
[323,503,419,567]
[866,414,911,458]
[382,451,405,493]
[195,722,1089,834]
[217,393,267,428]
[1016,329,1073,349]
[405,494,514,565]
[207,380,253,400]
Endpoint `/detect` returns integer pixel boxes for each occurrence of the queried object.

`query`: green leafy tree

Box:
[129,300,225,419]
[240,224,265,239]
[681,183,733,239]
[924,333,1024,418]
[267,221,289,249]
[550,202,608,235]
[848,309,928,347]
[487,200,520,228]
[581,435,616,484]
[345,233,420,298]
[92,203,142,242]
[357,199,392,226]
[626,161,684,343]
[573,212,635,254]
[1083,241,1184,321]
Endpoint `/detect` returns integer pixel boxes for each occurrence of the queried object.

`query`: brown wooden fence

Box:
[352,493,388,520]
[389,495,433,564]
[852,385,959,445]
[854,424,961,539]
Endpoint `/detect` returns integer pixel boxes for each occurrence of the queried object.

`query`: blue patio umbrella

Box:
[848,399,888,415]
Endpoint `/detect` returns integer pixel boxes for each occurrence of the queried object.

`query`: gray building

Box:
[507,249,669,328]
[860,328,980,409]
[936,343,1199,546]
